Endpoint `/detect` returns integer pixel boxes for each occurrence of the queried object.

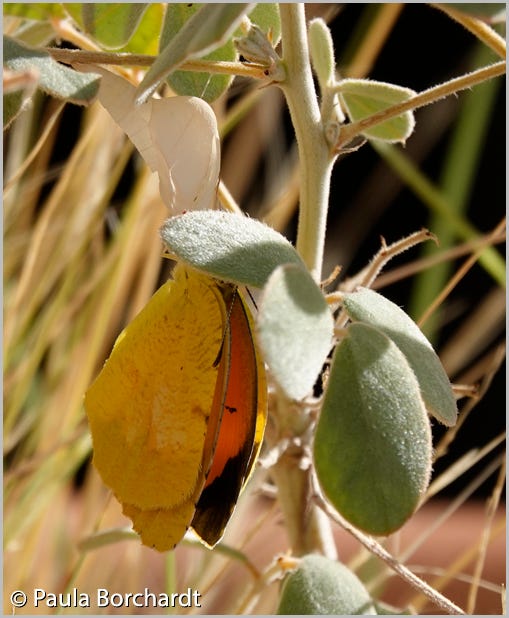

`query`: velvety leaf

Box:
[136,3,253,104]
[147,4,279,101]
[308,18,335,87]
[277,554,376,615]
[161,4,235,102]
[64,4,148,49]
[339,78,416,143]
[258,264,333,400]
[160,211,305,288]
[342,287,458,426]
[3,36,100,104]
[3,3,65,20]
[314,323,432,535]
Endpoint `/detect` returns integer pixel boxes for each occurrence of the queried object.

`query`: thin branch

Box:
[334,60,506,150]
[467,459,506,613]
[372,224,505,290]
[45,47,269,80]
[315,493,465,615]
[340,228,437,294]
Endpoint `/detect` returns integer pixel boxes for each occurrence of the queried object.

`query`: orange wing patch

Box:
[191,286,267,546]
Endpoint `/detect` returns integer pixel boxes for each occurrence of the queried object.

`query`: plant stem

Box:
[46,48,269,79]
[279,4,334,282]
[267,390,337,559]
[317,495,465,614]
[335,60,505,150]
[262,4,338,561]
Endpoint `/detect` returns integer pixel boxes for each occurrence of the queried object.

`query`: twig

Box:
[315,493,465,614]
[334,60,506,150]
[46,47,268,79]
[372,224,506,289]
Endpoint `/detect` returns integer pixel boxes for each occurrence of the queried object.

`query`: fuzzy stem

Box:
[279,4,334,282]
[46,48,269,79]
[335,60,505,150]
[262,4,338,560]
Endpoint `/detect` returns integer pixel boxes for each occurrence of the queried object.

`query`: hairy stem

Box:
[46,47,269,79]
[279,4,334,282]
[265,6,338,559]
[335,60,505,150]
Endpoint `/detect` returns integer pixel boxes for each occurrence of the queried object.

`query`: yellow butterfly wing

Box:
[85,265,225,549]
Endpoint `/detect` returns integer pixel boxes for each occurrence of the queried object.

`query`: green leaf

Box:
[3,36,100,104]
[277,554,376,615]
[257,264,333,400]
[160,211,305,288]
[338,78,416,143]
[64,4,148,50]
[248,4,281,44]
[8,20,56,48]
[161,4,235,103]
[3,3,66,20]
[308,18,335,87]
[314,322,432,535]
[115,3,164,55]
[342,287,457,426]
[100,2,165,56]
[136,3,253,104]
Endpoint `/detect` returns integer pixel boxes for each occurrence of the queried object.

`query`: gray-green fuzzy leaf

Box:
[277,554,376,615]
[314,322,432,535]
[342,287,457,426]
[160,211,305,288]
[258,264,333,400]
[308,18,335,87]
[339,78,416,143]
[73,4,148,49]
[160,4,235,103]
[3,36,100,104]
[136,3,253,104]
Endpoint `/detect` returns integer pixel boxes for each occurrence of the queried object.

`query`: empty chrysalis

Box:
[77,65,220,213]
